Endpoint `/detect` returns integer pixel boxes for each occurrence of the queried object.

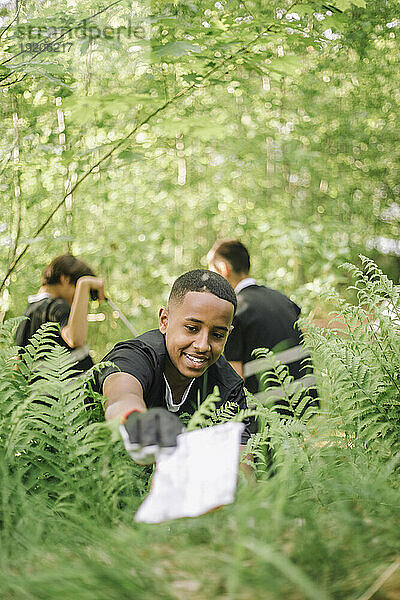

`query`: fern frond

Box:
[0,316,26,344]
[186,386,219,430]
[18,322,61,382]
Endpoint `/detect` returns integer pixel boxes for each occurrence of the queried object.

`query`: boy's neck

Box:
[229,272,249,290]
[40,284,60,298]
[164,355,193,396]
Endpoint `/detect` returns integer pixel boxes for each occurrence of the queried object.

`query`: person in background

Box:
[207,239,312,396]
[15,254,105,373]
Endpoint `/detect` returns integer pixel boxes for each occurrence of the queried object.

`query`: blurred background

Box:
[1,0,399,360]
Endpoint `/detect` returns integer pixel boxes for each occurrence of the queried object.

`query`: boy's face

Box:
[159,291,234,381]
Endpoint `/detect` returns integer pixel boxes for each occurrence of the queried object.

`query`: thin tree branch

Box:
[0,149,13,178]
[0,0,123,75]
[8,180,23,267]
[0,2,299,292]
[0,0,23,39]
[0,73,26,87]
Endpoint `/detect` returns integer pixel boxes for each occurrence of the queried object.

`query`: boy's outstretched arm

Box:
[103,372,147,421]
[103,372,182,465]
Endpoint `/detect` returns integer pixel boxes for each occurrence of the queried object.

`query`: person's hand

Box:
[120,408,184,465]
[76,276,105,302]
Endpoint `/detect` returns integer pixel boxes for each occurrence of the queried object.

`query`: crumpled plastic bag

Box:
[135,421,244,524]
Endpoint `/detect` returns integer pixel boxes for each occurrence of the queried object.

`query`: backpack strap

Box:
[44,297,56,322]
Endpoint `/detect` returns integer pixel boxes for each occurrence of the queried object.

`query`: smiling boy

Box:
[96,270,252,461]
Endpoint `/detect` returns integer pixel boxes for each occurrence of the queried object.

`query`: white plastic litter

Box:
[135,421,244,524]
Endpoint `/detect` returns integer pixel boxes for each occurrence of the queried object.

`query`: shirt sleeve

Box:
[223,315,244,363]
[95,341,156,397]
[48,299,70,329]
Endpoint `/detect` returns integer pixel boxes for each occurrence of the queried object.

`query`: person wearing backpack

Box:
[207,239,318,422]
[15,254,105,373]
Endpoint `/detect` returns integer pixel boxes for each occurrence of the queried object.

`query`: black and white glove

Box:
[120,408,184,465]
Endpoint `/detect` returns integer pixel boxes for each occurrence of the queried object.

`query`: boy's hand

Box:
[76,276,106,302]
[120,408,184,465]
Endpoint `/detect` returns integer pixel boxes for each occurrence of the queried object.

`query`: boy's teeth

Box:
[187,354,204,362]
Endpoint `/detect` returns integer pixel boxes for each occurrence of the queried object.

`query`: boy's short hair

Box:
[42,254,95,286]
[169,269,237,314]
[208,239,250,275]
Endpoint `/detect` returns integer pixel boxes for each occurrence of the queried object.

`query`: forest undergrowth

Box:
[0,258,399,600]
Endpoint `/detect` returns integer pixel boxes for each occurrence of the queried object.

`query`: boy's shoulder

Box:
[109,329,166,362]
[135,328,166,353]
[96,330,166,394]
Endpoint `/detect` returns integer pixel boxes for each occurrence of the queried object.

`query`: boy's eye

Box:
[185,325,198,333]
[213,331,225,340]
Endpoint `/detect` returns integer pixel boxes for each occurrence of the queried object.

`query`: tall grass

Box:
[0,259,399,599]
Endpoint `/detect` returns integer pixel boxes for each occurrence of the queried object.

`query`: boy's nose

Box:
[193,331,211,353]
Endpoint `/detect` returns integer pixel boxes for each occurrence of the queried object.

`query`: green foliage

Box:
[303,256,400,457]
[1,0,400,362]
[0,259,398,599]
[251,347,317,420]
[1,0,400,594]
[0,322,150,540]
[186,385,256,431]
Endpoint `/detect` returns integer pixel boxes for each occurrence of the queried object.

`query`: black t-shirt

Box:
[224,284,307,394]
[15,296,94,373]
[95,329,252,443]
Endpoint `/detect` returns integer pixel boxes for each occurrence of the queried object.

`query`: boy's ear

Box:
[221,261,231,279]
[217,259,231,280]
[210,259,230,279]
[158,306,169,334]
[60,274,71,286]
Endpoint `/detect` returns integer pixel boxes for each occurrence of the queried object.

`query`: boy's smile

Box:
[159,291,234,386]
